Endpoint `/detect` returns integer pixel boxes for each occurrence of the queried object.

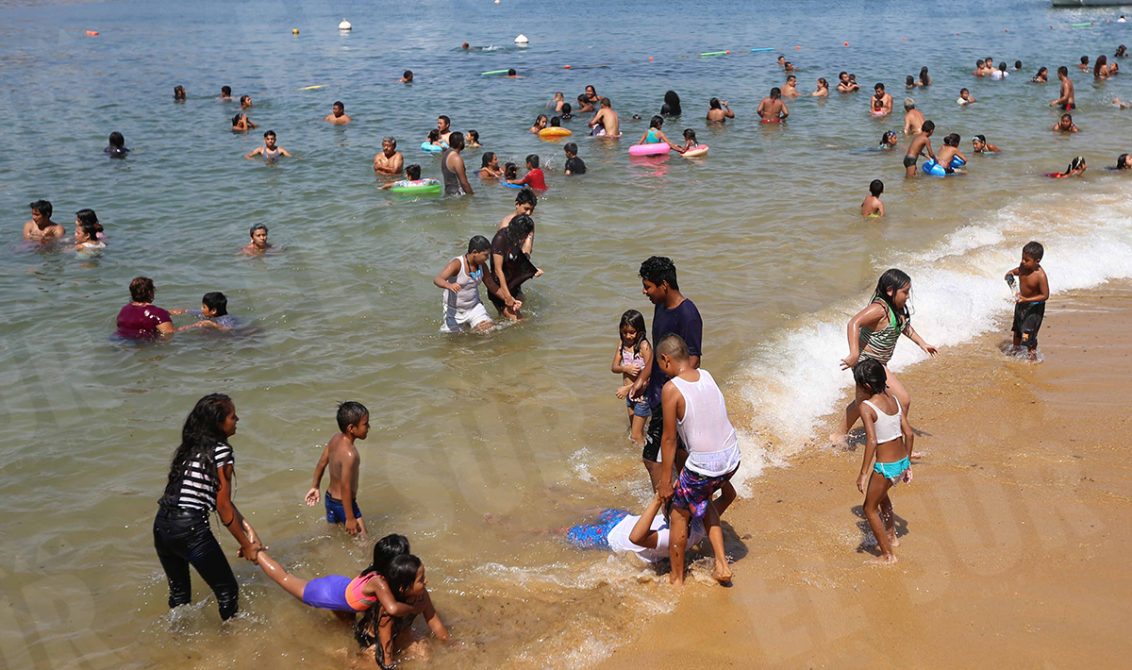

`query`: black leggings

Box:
[153,506,239,620]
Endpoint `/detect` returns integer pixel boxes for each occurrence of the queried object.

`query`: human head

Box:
[639,255,679,304]
[881,131,898,147]
[561,102,572,116]
[481,152,496,168]
[75,208,100,229]
[129,276,156,303]
[332,101,344,115]
[29,199,52,219]
[240,95,252,107]
[786,75,797,85]
[906,75,915,87]
[600,97,612,108]
[770,87,781,99]
[336,400,370,435]
[919,66,930,83]
[998,62,1007,72]
[405,164,421,180]
[1117,45,1128,57]
[533,114,548,128]
[777,55,786,65]
[382,136,397,154]
[649,115,663,129]
[664,90,680,108]
[1059,113,1073,126]
[173,85,185,100]
[525,154,539,169]
[369,534,411,577]
[655,334,690,373]
[960,88,970,98]
[221,85,231,97]
[839,71,849,82]
[984,57,994,67]
[264,130,277,143]
[619,309,646,345]
[231,113,244,127]
[437,115,451,132]
[448,131,465,151]
[869,179,884,197]
[249,224,268,247]
[1095,55,1108,77]
[386,554,425,598]
[585,85,597,98]
[709,97,722,109]
[468,129,479,143]
[874,82,885,94]
[1037,66,1048,78]
[506,214,535,246]
[818,77,828,89]
[944,133,960,147]
[201,292,228,317]
[504,162,518,179]
[853,358,887,395]
[108,131,125,148]
[1116,153,1131,170]
[563,142,578,157]
[1014,60,1022,70]
[873,269,911,312]
[904,97,915,110]
[922,120,935,135]
[1067,155,1086,173]
[1022,241,1045,263]
[514,187,538,213]
[427,128,440,143]
[467,235,491,256]
[403,70,413,82]
[973,134,988,150]
[549,116,560,127]
[683,128,696,142]
[1057,65,1068,77]
[1081,55,1089,65]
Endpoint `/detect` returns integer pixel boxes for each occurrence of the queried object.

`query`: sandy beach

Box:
[599,284,1132,668]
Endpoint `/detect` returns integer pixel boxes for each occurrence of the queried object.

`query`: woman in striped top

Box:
[153,393,262,620]
[834,269,937,446]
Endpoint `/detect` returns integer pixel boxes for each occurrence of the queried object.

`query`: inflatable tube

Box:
[921,160,949,177]
[681,145,709,158]
[421,142,445,153]
[503,181,523,189]
[391,179,442,195]
[629,143,671,156]
[950,156,966,169]
[538,127,573,138]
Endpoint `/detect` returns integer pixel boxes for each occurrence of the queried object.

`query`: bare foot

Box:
[888,531,900,547]
[868,554,898,565]
[712,562,734,584]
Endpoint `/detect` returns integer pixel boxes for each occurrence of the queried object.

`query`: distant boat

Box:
[1052,0,1129,6]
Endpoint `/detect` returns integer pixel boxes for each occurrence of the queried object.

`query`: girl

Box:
[611,309,652,448]
[529,114,548,134]
[104,131,129,158]
[660,90,682,117]
[905,75,918,89]
[835,269,937,445]
[637,115,677,149]
[1032,66,1049,83]
[1094,54,1111,79]
[549,91,565,113]
[575,94,595,113]
[918,66,931,87]
[811,78,829,97]
[359,553,449,669]
[878,130,899,150]
[466,129,481,148]
[1047,155,1087,179]
[153,394,261,620]
[503,161,519,182]
[434,236,494,333]
[73,209,105,252]
[479,152,503,180]
[853,358,913,564]
[972,134,1000,154]
[425,128,447,150]
[1052,113,1079,133]
[677,128,700,154]
[173,85,186,101]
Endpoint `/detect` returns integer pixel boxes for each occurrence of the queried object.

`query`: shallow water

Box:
[2,0,1132,667]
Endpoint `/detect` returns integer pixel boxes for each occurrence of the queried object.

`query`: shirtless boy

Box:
[588,98,620,137]
[373,137,405,176]
[1004,241,1050,360]
[305,401,370,536]
[242,224,270,255]
[903,120,936,177]
[757,87,789,123]
[861,180,885,217]
[1051,66,1076,110]
[325,101,351,125]
[22,200,65,241]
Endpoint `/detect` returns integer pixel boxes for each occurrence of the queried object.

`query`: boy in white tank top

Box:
[656,334,740,585]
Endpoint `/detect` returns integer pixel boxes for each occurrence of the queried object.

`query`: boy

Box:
[861,179,885,217]
[244,130,291,160]
[956,88,976,105]
[903,120,936,177]
[324,100,351,125]
[655,334,739,586]
[305,402,370,536]
[756,87,788,123]
[563,143,586,175]
[936,133,966,173]
[176,292,236,332]
[22,200,65,241]
[508,154,547,190]
[242,224,270,255]
[1051,66,1075,110]
[1005,241,1050,360]
[381,164,429,190]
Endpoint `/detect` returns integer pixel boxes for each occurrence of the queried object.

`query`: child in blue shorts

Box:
[305,402,370,536]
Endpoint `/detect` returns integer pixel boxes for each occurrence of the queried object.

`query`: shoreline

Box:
[597,282,1132,668]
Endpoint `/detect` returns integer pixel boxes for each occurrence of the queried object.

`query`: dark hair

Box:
[29,199,52,218]
[1067,155,1086,173]
[639,256,679,291]
[403,70,413,80]
[333,100,344,109]
[385,554,423,597]
[129,276,156,303]
[159,393,234,506]
[683,128,696,142]
[507,68,516,76]
[944,133,960,147]
[221,85,231,96]
[839,71,848,78]
[869,179,884,197]
[600,97,611,107]
[506,214,535,246]
[525,154,539,168]
[533,114,548,127]
[481,152,496,168]
[922,120,935,134]
[649,115,664,129]
[619,309,647,353]
[336,401,369,432]
[656,333,689,360]
[468,129,479,142]
[561,102,572,115]
[906,75,915,87]
[853,358,887,395]
[919,66,930,86]
[709,97,722,109]
[249,223,268,238]
[1023,241,1045,261]
[240,95,251,105]
[173,85,185,100]
[405,164,421,180]
[202,292,228,316]
[1035,66,1048,79]
[974,134,987,144]
[438,115,451,126]
[662,90,682,116]
[872,269,911,322]
[1058,65,1068,76]
[770,87,781,99]
[1014,60,1022,69]
[231,113,243,127]
[874,82,885,92]
[264,130,276,139]
[515,187,538,209]
[468,235,491,253]
[108,132,125,148]
[1117,153,1130,169]
[362,534,410,578]
[448,131,465,151]
[881,131,897,146]
[504,162,518,179]
[563,142,578,155]
[75,208,100,229]
[1094,54,1108,78]
[549,116,561,127]
[1081,55,1089,64]
[427,129,440,143]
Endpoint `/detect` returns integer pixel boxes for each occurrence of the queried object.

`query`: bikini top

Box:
[861,396,903,444]
[620,344,644,369]
[646,128,660,143]
[345,572,380,611]
[859,300,907,364]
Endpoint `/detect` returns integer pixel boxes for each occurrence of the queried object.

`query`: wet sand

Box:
[599,284,1132,668]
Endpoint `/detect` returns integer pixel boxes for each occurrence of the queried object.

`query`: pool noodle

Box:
[1070,22,1091,28]
[481,69,510,76]
[750,47,775,52]
[299,85,326,91]
[700,50,729,57]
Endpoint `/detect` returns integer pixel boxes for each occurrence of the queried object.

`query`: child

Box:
[466,129,481,148]
[244,130,291,161]
[104,132,129,158]
[176,292,237,332]
[853,358,914,564]
[935,133,967,173]
[529,114,548,134]
[903,120,936,177]
[479,152,504,180]
[611,310,653,448]
[1046,156,1086,179]
[231,112,256,133]
[637,115,677,148]
[503,162,519,182]
[560,102,573,121]
[508,154,547,190]
[879,131,899,150]
[381,164,439,190]
[972,134,1000,154]
[677,128,700,154]
[73,209,106,253]
[563,143,586,175]
[359,553,449,669]
[1004,241,1050,360]
[860,179,885,217]
[1052,113,1079,133]
[305,402,370,536]
[655,334,740,586]
[550,91,565,112]
[425,128,446,149]
[242,223,271,255]
[566,493,716,564]
[173,85,186,101]
[219,85,232,100]
[957,88,976,105]
[23,199,65,241]
[434,236,494,333]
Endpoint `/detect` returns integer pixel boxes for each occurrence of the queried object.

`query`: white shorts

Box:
[441,302,491,333]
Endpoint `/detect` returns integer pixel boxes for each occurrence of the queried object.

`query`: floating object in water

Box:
[481,69,510,76]
[391,179,441,196]
[85,29,99,36]
[700,50,730,57]
[682,145,709,158]
[750,47,774,52]
[648,56,654,62]
[629,143,671,157]
[299,84,326,91]
[421,142,445,153]
[292,28,300,35]
[795,44,801,50]
[338,19,352,31]
[844,41,850,46]
[514,34,528,45]
[539,127,573,139]
[1070,22,1091,28]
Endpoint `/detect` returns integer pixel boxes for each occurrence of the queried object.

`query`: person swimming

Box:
[879,131,899,150]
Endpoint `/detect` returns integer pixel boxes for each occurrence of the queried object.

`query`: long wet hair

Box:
[506,214,535,246]
[361,533,410,577]
[385,554,423,597]
[871,268,911,323]
[919,66,931,86]
[619,309,647,353]
[159,394,233,506]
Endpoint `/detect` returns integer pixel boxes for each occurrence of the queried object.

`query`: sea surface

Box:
[2,0,1132,668]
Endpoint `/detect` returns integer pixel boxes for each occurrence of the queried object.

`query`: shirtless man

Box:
[871,83,893,116]
[902,98,924,135]
[837,71,859,93]
[782,75,801,98]
[242,224,271,255]
[324,101,351,125]
[435,115,453,144]
[756,87,788,123]
[588,97,620,137]
[22,200,65,241]
[903,120,936,177]
[373,137,404,176]
[1050,66,1076,110]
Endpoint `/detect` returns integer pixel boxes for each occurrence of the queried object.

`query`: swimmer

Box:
[373,137,404,176]
[550,91,565,113]
[990,62,1009,80]
[973,59,988,77]
[879,131,899,150]
[1094,55,1111,79]
[434,115,452,144]
[1052,113,1079,133]
[22,199,64,242]
[861,179,885,217]
[104,131,130,158]
[466,129,481,148]
[936,133,967,173]
[173,85,186,101]
[1050,66,1075,110]
[502,162,519,182]
[972,135,1000,154]
[575,94,595,114]
[637,116,677,149]
[776,54,787,68]
[231,112,256,133]
[660,90,682,117]
[506,68,520,78]
[871,83,893,116]
[1116,45,1127,59]
[582,85,600,107]
[957,88,976,105]
[1032,66,1049,83]
[305,402,370,537]
[677,128,700,154]
[424,129,447,151]
[560,103,573,121]
[242,223,271,255]
[175,292,237,332]
[782,75,800,98]
[706,97,735,122]
[563,143,586,175]
[1014,60,1023,71]
[837,71,860,93]
[219,85,232,101]
[479,152,504,180]
[756,87,789,123]
[1113,153,1132,170]
[529,114,549,134]
[783,60,795,72]
[1047,156,1086,179]
[401,69,414,84]
[903,119,936,177]
[1114,97,1132,109]
[381,164,433,190]
[244,130,291,161]
[324,100,351,125]
[902,98,923,135]
[905,75,919,89]
[73,209,106,252]
[918,66,931,87]
[1078,55,1090,73]
[812,78,829,97]
[508,154,547,191]
[588,97,620,137]
[240,95,253,109]
[565,494,711,566]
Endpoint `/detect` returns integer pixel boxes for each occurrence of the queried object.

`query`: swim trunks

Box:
[325,491,363,524]
[903,155,917,168]
[1011,300,1046,349]
[671,464,737,519]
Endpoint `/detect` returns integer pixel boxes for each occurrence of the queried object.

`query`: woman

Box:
[484,214,539,321]
[1094,54,1111,79]
[706,97,735,121]
[440,132,473,196]
[116,276,174,339]
[153,394,261,620]
[812,78,829,97]
[660,90,682,117]
[1032,66,1049,83]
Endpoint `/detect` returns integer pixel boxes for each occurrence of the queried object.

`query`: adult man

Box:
[22,200,64,241]
[324,101,351,125]
[373,137,404,176]
[756,87,789,123]
[588,98,620,137]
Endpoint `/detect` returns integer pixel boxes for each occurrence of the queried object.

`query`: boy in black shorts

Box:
[1005,241,1050,361]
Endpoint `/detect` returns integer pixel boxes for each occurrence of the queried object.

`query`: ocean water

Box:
[2,0,1132,667]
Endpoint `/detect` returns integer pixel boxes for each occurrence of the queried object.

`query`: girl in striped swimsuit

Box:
[834,269,937,445]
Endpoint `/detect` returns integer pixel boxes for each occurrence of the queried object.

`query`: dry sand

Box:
[599,284,1132,669]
